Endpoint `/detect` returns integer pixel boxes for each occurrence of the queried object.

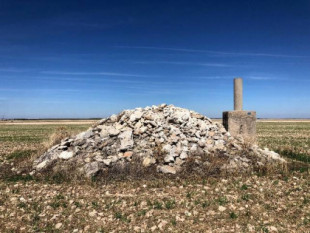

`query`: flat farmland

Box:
[258,121,310,164]
[0,120,309,232]
[1,120,309,163]
[0,123,92,159]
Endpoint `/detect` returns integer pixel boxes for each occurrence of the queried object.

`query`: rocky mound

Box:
[33,104,285,177]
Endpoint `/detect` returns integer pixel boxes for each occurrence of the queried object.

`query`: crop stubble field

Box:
[0,120,309,232]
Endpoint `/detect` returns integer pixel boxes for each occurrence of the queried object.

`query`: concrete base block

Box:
[223,111,256,142]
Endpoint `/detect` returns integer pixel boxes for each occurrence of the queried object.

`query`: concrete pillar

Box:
[223,77,256,143]
[234,78,243,111]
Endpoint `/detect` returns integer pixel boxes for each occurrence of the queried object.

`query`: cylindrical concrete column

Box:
[234,78,243,111]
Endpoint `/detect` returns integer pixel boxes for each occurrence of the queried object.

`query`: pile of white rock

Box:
[33,104,285,177]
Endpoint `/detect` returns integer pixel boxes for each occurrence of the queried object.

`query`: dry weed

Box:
[43,126,70,149]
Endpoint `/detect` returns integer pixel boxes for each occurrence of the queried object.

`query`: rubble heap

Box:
[33,104,285,177]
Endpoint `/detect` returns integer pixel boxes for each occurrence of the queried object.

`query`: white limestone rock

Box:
[119,130,134,151]
[33,104,286,177]
[58,151,74,160]
[157,165,176,174]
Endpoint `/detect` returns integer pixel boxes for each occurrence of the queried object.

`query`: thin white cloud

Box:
[0,68,35,73]
[0,88,84,92]
[246,76,289,81]
[58,21,130,30]
[131,61,233,67]
[116,46,309,58]
[198,75,289,81]
[125,89,195,96]
[197,76,233,80]
[217,51,307,58]
[0,74,200,86]
[116,46,212,53]
[247,76,274,80]
[38,76,147,84]
[40,71,159,78]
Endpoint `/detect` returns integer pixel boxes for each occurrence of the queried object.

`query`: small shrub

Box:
[44,127,70,149]
[92,201,99,208]
[114,212,122,219]
[303,197,309,205]
[154,201,163,210]
[194,199,201,205]
[50,172,69,184]
[74,201,82,208]
[165,199,176,209]
[55,194,65,200]
[137,210,147,216]
[50,195,67,209]
[245,211,251,217]
[17,202,27,209]
[147,199,153,207]
[241,194,250,201]
[217,196,228,205]
[49,201,60,209]
[303,218,310,225]
[229,212,238,219]
[98,227,105,233]
[202,201,210,208]
[114,212,130,222]
[202,179,207,185]
[273,180,279,185]
[12,188,20,194]
[261,226,269,233]
[171,218,177,226]
[51,200,67,209]
[186,192,192,199]
[32,214,40,223]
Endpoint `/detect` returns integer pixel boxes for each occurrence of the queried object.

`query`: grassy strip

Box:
[6,150,35,160]
[276,149,310,164]
[5,174,35,182]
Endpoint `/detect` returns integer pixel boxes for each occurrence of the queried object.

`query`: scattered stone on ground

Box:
[0,174,309,232]
[33,104,285,177]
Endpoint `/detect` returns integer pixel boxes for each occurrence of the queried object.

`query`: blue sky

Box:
[0,0,309,118]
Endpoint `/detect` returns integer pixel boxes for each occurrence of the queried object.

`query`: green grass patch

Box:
[137,209,147,216]
[153,200,163,209]
[275,149,310,164]
[164,199,176,209]
[241,194,251,201]
[0,124,89,143]
[7,150,35,160]
[50,195,68,209]
[5,174,34,182]
[202,201,210,208]
[217,196,228,205]
[229,212,238,219]
[114,212,130,223]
